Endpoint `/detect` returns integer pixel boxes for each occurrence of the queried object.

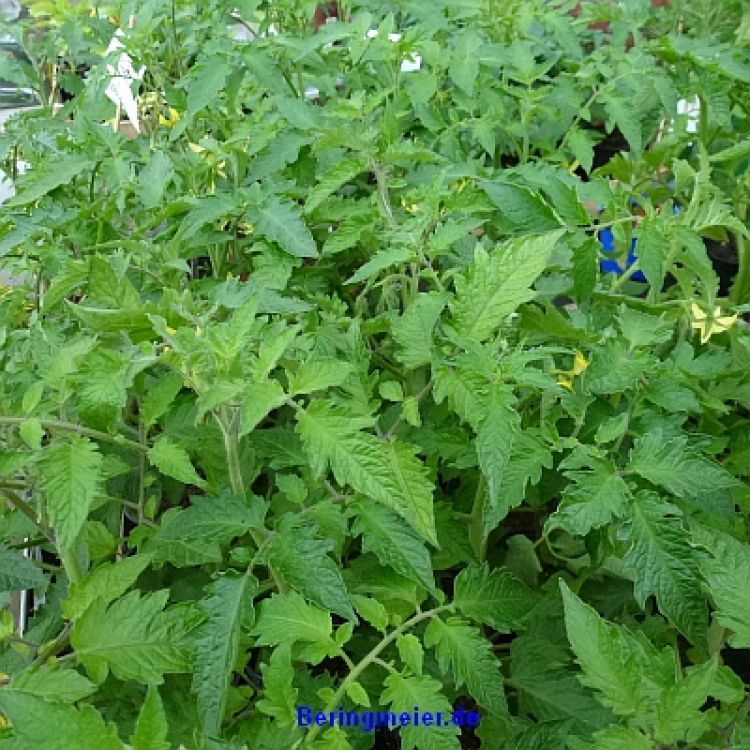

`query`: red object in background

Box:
[312,2,341,30]
[568,0,669,34]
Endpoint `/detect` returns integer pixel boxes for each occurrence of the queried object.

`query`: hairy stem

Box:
[0,417,147,453]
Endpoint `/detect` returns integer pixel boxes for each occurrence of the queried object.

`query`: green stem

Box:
[0,417,147,453]
[217,408,286,592]
[302,604,453,747]
[1,489,53,542]
[730,233,750,304]
[698,94,709,147]
[373,164,397,228]
[609,260,642,292]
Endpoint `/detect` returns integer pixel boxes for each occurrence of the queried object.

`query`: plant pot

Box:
[591,127,629,171]
[705,237,738,297]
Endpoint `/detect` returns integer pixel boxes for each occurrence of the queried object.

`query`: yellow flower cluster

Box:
[557,349,589,391]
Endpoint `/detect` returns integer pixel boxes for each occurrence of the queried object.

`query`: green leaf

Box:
[138,151,174,210]
[351,594,388,634]
[381,673,461,750]
[481,182,562,233]
[695,528,750,648]
[0,692,123,749]
[246,194,318,258]
[635,221,670,290]
[482,432,552,534]
[131,684,170,750]
[148,437,206,488]
[345,247,413,285]
[559,581,673,717]
[392,293,447,369]
[193,573,258,736]
[602,94,642,152]
[451,231,563,342]
[63,554,153,620]
[9,665,97,703]
[654,658,717,744]
[644,378,700,413]
[351,502,436,595]
[345,681,370,708]
[146,493,264,567]
[6,155,94,207]
[424,617,507,718]
[0,543,45,592]
[256,642,298,724]
[322,211,376,255]
[140,372,183,428]
[546,468,629,536]
[708,138,750,163]
[304,155,369,214]
[396,633,424,675]
[177,194,237,241]
[252,591,332,647]
[567,127,595,173]
[570,726,654,750]
[453,563,538,632]
[542,177,591,226]
[297,402,436,544]
[629,431,739,502]
[268,516,354,620]
[19,418,42,449]
[621,494,706,644]
[185,57,231,118]
[71,590,193,684]
[379,381,403,402]
[39,436,103,552]
[289,359,353,395]
[475,388,518,512]
[449,31,481,96]
[595,413,629,445]
[510,631,613,731]
[239,379,287,436]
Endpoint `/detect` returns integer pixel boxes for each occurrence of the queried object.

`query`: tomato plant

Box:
[0,2,749,748]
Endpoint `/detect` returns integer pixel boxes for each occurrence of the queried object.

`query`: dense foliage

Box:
[1,1,750,748]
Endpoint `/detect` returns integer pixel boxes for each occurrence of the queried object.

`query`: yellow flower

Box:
[567,159,581,176]
[690,302,737,344]
[159,107,180,127]
[189,142,206,155]
[571,349,589,376]
[557,350,589,391]
[165,326,177,335]
[0,714,10,727]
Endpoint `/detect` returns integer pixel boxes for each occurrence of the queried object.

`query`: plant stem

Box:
[170,0,183,79]
[0,417,147,453]
[698,94,709,147]
[217,407,286,592]
[731,233,750,304]
[302,604,453,747]
[373,164,397,227]
[32,623,72,666]
[1,489,53,542]
[609,260,642,292]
